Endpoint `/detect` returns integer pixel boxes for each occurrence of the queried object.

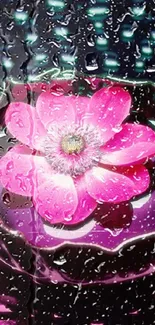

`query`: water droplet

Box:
[53,257,67,266]
[16,221,24,227]
[2,193,11,206]
[64,214,73,222]
[7,161,14,170]
[85,53,99,71]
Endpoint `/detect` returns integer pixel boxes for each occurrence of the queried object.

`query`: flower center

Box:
[44,123,103,177]
[61,134,85,155]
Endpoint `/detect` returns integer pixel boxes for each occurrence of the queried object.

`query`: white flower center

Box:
[43,123,103,177]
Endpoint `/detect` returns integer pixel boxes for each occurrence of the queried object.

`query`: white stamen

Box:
[43,123,103,177]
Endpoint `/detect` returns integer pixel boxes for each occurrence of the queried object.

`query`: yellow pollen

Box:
[61,134,85,154]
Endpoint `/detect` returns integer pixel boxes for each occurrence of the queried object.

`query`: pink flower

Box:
[0,86,155,225]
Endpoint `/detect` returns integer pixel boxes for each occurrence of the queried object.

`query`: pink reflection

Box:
[53,313,62,319]
[0,321,16,325]
[129,310,140,315]
[91,323,104,325]
[0,296,16,305]
[0,304,11,313]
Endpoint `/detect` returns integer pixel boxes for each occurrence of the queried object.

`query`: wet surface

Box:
[0,0,155,324]
[0,0,155,83]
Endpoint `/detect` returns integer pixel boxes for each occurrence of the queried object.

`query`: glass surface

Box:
[0,1,155,324]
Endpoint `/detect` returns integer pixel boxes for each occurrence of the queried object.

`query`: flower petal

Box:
[113,165,150,195]
[33,173,78,224]
[0,144,35,196]
[85,165,150,203]
[84,87,131,142]
[69,176,97,224]
[101,143,155,166]
[101,123,155,165]
[5,102,46,150]
[36,92,75,128]
[70,96,90,124]
[103,123,155,151]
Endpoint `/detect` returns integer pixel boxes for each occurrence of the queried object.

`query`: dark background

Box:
[0,0,155,83]
[0,0,155,324]
[0,226,155,325]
